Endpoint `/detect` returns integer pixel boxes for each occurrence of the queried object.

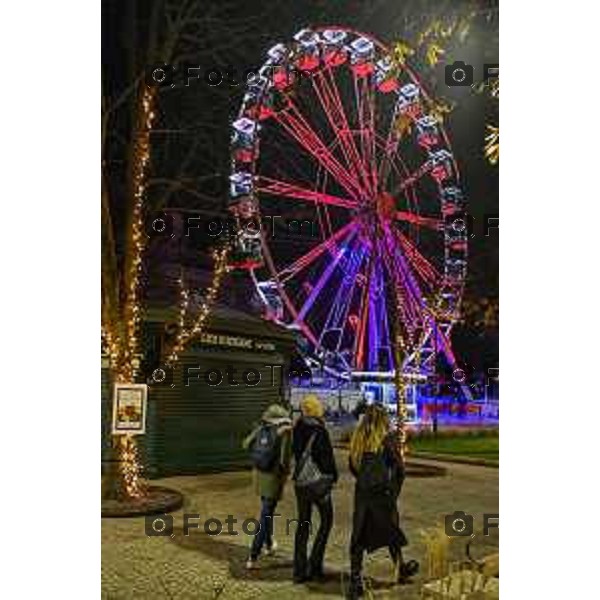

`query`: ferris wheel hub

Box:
[355,191,396,242]
[376,191,396,222]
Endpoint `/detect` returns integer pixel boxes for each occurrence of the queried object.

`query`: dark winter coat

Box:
[349,433,408,552]
[292,416,338,483]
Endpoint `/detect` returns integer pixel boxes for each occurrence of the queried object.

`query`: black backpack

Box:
[356,451,392,494]
[250,424,281,472]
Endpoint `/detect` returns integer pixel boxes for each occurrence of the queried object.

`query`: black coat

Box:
[349,434,408,553]
[292,416,338,483]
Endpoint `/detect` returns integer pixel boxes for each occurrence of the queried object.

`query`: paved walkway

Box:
[102,451,498,599]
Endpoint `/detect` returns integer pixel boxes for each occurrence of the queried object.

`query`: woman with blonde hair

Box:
[348,404,418,598]
[292,394,338,583]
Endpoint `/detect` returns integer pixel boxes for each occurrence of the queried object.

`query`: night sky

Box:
[103,0,499,371]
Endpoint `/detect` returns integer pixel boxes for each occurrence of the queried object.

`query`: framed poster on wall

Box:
[111,383,147,435]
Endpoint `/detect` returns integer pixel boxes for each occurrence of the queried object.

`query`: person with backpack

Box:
[292,394,338,583]
[242,403,292,570]
[347,404,419,598]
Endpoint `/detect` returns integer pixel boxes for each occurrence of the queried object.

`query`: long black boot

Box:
[398,559,420,584]
[349,544,364,598]
[390,544,419,584]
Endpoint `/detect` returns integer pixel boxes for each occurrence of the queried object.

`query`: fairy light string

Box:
[394,327,408,462]
[101,325,121,373]
[118,434,145,499]
[115,239,230,499]
[122,86,157,385]
[100,85,157,499]
[120,87,158,498]
[110,113,229,497]
[166,246,231,367]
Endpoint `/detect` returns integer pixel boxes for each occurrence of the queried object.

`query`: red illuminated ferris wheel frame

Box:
[229,26,468,379]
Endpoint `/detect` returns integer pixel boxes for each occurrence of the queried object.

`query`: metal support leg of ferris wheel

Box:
[403,314,474,403]
[392,309,473,456]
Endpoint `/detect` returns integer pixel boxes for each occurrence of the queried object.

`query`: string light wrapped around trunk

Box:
[118,434,145,498]
[118,87,157,498]
[393,316,408,462]
[166,245,231,367]
[101,86,157,500]
[123,86,157,384]
[101,325,121,373]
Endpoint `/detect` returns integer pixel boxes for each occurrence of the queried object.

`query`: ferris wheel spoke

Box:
[275,97,364,200]
[387,231,424,309]
[394,210,443,231]
[295,228,357,324]
[319,244,368,352]
[259,234,319,349]
[377,105,401,188]
[353,74,378,198]
[376,261,394,370]
[353,253,374,371]
[384,225,432,333]
[377,142,396,191]
[257,176,357,210]
[378,236,418,349]
[310,68,372,201]
[392,227,441,287]
[391,159,435,196]
[367,259,392,371]
[367,263,379,370]
[391,263,422,330]
[383,227,426,330]
[277,219,357,283]
[424,317,472,401]
[336,247,368,356]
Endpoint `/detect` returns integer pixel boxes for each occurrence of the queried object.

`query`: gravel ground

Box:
[102,450,498,599]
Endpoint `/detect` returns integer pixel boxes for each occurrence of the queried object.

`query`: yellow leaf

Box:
[485,125,499,165]
[394,113,412,138]
[392,40,414,66]
[426,43,445,66]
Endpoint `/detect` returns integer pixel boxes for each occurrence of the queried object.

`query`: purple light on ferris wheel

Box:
[367,260,382,371]
[230,26,467,384]
[296,227,357,323]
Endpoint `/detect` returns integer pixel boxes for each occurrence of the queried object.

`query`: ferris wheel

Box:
[229,27,467,382]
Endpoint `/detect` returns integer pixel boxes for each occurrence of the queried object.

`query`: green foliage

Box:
[411,433,498,460]
[411,427,498,441]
